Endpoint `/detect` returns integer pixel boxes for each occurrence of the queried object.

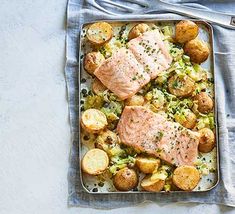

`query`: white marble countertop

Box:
[0,0,235,213]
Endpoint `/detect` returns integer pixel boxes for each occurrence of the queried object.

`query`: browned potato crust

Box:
[175,109,197,129]
[173,165,200,191]
[194,92,213,114]
[84,52,105,75]
[113,167,138,191]
[125,95,145,106]
[141,175,165,192]
[175,20,199,43]
[81,109,107,133]
[92,78,107,94]
[198,128,215,153]
[128,23,150,40]
[168,75,195,97]
[136,156,160,174]
[81,148,109,175]
[86,22,113,45]
[184,38,210,64]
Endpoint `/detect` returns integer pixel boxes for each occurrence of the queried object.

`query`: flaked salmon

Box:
[117,106,199,166]
[94,29,172,100]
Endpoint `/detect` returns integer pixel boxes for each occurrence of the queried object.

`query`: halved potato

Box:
[175,20,199,43]
[92,78,107,94]
[128,23,150,40]
[198,128,215,153]
[172,165,200,191]
[81,148,109,175]
[81,109,108,133]
[125,95,145,106]
[141,175,165,192]
[136,156,160,174]
[86,22,113,45]
[84,52,105,75]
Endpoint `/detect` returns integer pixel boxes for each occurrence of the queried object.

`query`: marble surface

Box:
[0,0,235,213]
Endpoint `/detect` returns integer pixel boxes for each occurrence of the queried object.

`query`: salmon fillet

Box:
[94,29,172,100]
[117,106,199,166]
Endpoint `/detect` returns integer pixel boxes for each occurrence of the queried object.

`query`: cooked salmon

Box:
[94,30,172,100]
[117,106,199,166]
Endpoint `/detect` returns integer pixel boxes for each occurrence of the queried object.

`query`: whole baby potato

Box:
[84,52,105,75]
[175,20,199,43]
[128,23,150,40]
[194,92,213,114]
[113,167,138,191]
[198,128,215,153]
[184,38,210,64]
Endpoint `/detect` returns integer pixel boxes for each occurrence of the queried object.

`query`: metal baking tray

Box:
[78,19,219,194]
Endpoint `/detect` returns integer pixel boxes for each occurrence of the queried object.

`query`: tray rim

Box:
[78,19,220,194]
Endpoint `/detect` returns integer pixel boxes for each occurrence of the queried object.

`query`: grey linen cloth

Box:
[66,0,235,208]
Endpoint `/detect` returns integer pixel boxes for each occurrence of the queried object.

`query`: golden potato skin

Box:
[168,75,195,97]
[128,23,150,40]
[92,78,106,94]
[136,156,160,174]
[173,166,200,191]
[198,128,215,153]
[86,22,113,45]
[175,109,197,129]
[84,52,105,75]
[81,148,109,175]
[184,38,210,64]
[125,95,145,106]
[194,92,213,114]
[175,20,199,43]
[141,175,165,192]
[113,167,138,191]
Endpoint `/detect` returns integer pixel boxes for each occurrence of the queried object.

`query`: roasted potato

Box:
[136,156,160,174]
[141,175,165,192]
[81,148,109,175]
[198,128,215,153]
[125,95,145,106]
[81,109,108,133]
[168,75,195,97]
[92,78,107,94]
[175,20,199,43]
[172,165,200,191]
[128,23,150,40]
[84,52,105,75]
[174,109,197,129]
[184,38,210,64]
[113,167,138,191]
[194,92,213,114]
[86,22,113,45]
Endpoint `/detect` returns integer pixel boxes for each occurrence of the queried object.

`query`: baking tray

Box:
[78,19,219,194]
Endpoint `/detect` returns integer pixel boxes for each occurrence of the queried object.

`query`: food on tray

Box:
[92,78,107,94]
[81,109,107,133]
[113,167,138,191]
[172,165,200,191]
[136,156,161,174]
[194,92,213,113]
[184,38,210,64]
[174,109,197,129]
[94,29,172,100]
[175,20,199,43]
[81,148,109,175]
[198,128,215,153]
[128,23,150,40]
[84,52,105,75]
[86,22,113,45]
[80,20,216,193]
[117,106,199,166]
[168,75,195,97]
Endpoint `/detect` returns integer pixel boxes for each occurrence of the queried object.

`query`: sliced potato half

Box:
[141,175,165,192]
[87,22,113,45]
[81,109,108,133]
[82,148,109,175]
[136,156,160,174]
[172,165,200,191]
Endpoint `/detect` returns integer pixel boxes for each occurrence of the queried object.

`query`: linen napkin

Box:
[66,0,235,208]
